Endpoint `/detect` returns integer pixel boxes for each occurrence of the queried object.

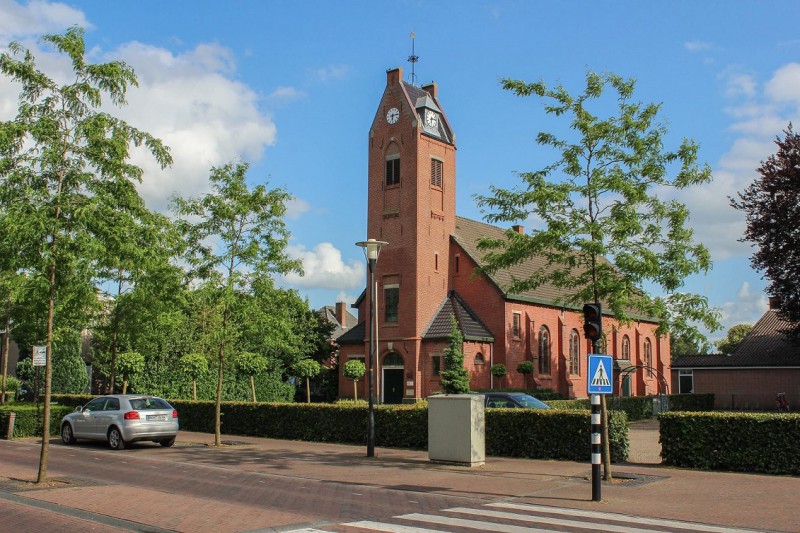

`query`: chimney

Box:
[335,302,347,328]
[512,224,525,235]
[769,296,782,310]
[386,67,402,86]
[421,82,438,98]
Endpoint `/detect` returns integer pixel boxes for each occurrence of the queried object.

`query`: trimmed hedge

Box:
[660,411,800,475]
[1,404,74,438]
[549,394,715,422]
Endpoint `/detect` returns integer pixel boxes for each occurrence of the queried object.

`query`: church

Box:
[336,67,670,403]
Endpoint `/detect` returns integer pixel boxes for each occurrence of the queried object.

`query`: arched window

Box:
[383,352,403,367]
[644,338,653,368]
[385,143,400,186]
[569,329,580,375]
[474,353,485,365]
[538,326,550,375]
[622,335,631,359]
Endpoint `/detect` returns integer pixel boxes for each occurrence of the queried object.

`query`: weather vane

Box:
[408,31,419,86]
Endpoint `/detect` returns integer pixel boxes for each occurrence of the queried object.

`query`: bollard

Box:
[2,412,15,439]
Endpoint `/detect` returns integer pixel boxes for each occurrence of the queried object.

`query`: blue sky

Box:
[2,0,799,343]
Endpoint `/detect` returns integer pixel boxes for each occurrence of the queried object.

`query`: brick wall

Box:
[671,368,800,410]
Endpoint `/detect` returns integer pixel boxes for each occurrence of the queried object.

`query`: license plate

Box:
[147,414,167,421]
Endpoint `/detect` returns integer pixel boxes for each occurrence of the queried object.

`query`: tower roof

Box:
[423,290,494,342]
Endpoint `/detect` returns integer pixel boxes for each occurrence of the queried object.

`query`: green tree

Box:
[475,70,721,480]
[716,324,752,355]
[116,352,144,394]
[670,330,711,359]
[342,359,366,401]
[0,28,171,483]
[179,353,209,401]
[173,162,301,445]
[516,360,535,390]
[234,351,268,402]
[440,316,471,394]
[490,364,507,388]
[294,359,321,404]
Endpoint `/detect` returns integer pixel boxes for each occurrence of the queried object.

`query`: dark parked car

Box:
[480,392,550,409]
[61,395,179,450]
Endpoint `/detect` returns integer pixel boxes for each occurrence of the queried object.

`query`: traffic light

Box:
[583,303,602,342]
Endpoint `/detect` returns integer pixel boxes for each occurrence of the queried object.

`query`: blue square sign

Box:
[587,354,613,395]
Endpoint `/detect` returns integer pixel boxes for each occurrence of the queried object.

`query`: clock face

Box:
[386,107,399,124]
[425,109,438,129]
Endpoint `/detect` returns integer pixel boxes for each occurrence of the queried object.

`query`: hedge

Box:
[51,394,627,461]
[660,411,800,475]
[549,394,715,422]
[1,404,75,438]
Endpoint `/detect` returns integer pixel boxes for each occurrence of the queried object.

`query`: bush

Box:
[52,352,89,394]
[0,404,74,438]
[660,411,800,475]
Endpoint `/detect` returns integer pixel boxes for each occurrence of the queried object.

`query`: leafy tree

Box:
[116,352,144,394]
[52,351,89,394]
[516,360,535,389]
[0,28,171,483]
[343,359,366,400]
[716,324,753,355]
[440,316,471,394]
[490,364,507,388]
[179,353,209,401]
[475,70,721,480]
[294,359,321,403]
[731,125,800,339]
[234,351,268,402]
[173,162,301,445]
[670,330,711,359]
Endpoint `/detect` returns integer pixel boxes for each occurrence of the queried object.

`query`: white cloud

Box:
[310,64,350,83]
[285,197,310,220]
[684,40,713,52]
[765,63,800,105]
[0,0,90,38]
[282,242,364,290]
[720,70,757,99]
[718,281,769,329]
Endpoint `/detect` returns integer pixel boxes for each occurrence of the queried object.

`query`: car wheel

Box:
[108,427,126,450]
[61,423,77,445]
[159,437,176,447]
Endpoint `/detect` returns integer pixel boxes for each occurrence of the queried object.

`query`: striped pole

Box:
[591,393,601,501]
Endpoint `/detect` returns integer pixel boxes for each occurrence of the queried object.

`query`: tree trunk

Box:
[250,375,256,403]
[305,377,311,404]
[602,395,613,481]
[122,380,128,394]
[192,378,197,401]
[0,315,9,404]
[37,240,58,484]
[353,380,358,401]
[108,270,123,394]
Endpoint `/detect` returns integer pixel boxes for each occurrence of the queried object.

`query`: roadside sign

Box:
[587,354,613,395]
[32,345,47,367]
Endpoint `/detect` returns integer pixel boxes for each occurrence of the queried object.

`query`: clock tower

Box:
[362,67,457,403]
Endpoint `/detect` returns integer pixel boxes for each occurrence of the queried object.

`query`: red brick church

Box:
[336,67,670,403]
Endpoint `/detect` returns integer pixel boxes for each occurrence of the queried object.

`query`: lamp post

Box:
[356,238,388,457]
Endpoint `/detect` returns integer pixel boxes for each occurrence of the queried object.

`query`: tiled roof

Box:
[402,82,453,144]
[423,290,495,342]
[336,320,366,345]
[318,306,358,339]
[672,310,800,368]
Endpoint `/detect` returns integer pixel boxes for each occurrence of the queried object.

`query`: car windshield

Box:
[512,394,550,409]
[129,397,171,410]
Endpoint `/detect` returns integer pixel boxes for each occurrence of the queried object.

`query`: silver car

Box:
[61,395,179,449]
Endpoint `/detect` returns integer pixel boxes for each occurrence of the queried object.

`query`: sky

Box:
[1,0,798,343]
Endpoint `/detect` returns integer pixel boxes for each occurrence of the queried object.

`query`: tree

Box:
[234,351,268,402]
[294,359,321,403]
[490,364,507,388]
[716,324,753,355]
[731,125,800,339]
[116,352,144,394]
[179,353,209,401]
[173,162,301,445]
[670,330,711,359]
[0,28,171,483]
[516,360,535,389]
[439,316,471,394]
[342,359,366,401]
[475,70,721,481]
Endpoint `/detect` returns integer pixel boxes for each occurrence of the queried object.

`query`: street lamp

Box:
[356,238,388,457]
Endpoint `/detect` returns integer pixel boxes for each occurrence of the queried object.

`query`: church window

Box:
[512,312,521,338]
[475,353,485,365]
[569,329,580,375]
[644,338,652,368]
[385,143,400,186]
[431,158,443,187]
[538,326,550,375]
[384,285,399,323]
[622,335,631,359]
[431,353,443,376]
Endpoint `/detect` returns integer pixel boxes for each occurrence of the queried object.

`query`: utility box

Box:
[428,394,485,466]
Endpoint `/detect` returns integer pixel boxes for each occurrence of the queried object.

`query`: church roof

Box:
[402,81,453,144]
[423,290,494,342]
[336,320,366,345]
[672,310,800,368]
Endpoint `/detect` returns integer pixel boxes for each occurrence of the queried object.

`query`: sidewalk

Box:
[173,430,799,533]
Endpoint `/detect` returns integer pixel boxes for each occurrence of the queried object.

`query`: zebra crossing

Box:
[289,501,765,533]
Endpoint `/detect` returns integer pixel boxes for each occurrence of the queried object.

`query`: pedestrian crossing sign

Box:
[587,355,613,395]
